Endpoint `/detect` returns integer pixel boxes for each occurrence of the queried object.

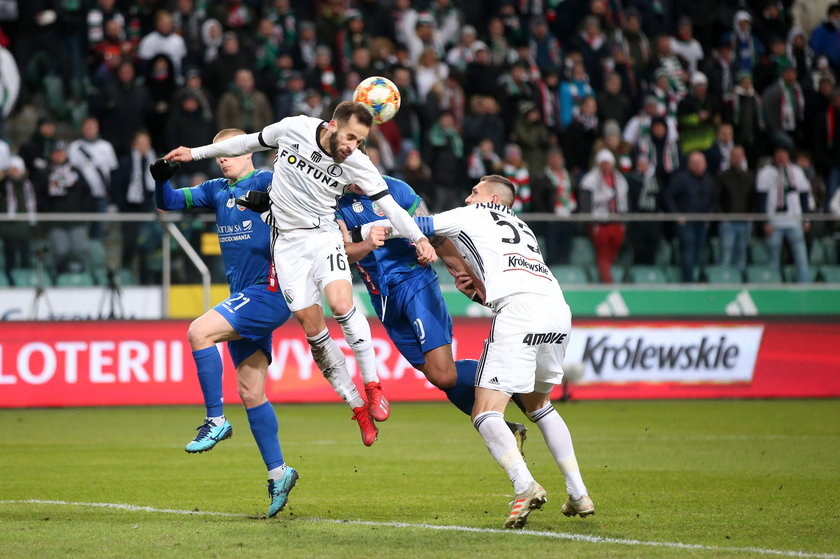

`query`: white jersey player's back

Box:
[435,202,563,308]
[260,115,388,230]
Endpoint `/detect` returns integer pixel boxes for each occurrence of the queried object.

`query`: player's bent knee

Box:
[187,319,212,349]
[423,366,456,389]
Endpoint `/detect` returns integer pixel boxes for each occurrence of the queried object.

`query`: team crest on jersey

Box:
[311,151,322,163]
[226,197,236,208]
[326,164,343,177]
[242,220,252,231]
[352,200,364,213]
[371,202,385,216]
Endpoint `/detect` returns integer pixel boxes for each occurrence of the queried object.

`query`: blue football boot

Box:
[184,418,233,453]
[267,467,299,517]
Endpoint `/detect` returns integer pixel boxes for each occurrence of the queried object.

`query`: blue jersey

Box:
[156,170,273,293]
[336,176,435,296]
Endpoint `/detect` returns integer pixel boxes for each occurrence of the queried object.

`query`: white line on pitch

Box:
[1,500,836,559]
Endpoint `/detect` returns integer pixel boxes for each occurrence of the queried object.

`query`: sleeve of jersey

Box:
[415,208,466,238]
[154,179,186,210]
[189,131,270,160]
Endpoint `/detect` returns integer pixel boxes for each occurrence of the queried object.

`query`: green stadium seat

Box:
[782,265,818,283]
[821,238,838,265]
[749,240,770,265]
[10,269,48,287]
[586,265,625,283]
[569,236,595,266]
[653,239,674,266]
[818,265,840,283]
[745,265,782,284]
[550,265,589,285]
[55,272,95,287]
[809,239,826,266]
[627,265,669,284]
[704,265,743,284]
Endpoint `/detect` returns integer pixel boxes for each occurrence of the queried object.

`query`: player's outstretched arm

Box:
[150,159,186,211]
[164,132,268,162]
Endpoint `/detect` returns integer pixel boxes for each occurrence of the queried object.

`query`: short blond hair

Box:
[213,128,246,142]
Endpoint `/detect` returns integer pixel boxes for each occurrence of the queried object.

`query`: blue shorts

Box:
[370,278,453,366]
[214,284,293,367]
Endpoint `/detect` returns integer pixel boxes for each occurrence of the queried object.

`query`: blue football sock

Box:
[247,401,284,471]
[193,347,224,417]
[443,359,479,416]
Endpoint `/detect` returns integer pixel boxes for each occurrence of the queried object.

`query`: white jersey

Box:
[429,202,563,309]
[259,115,389,231]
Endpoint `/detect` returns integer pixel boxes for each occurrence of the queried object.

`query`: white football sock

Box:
[528,404,588,499]
[207,415,225,426]
[267,464,286,481]
[474,411,534,494]
[307,328,364,409]
[334,307,379,384]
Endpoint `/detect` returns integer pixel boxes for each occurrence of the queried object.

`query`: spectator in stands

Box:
[407,12,443,64]
[217,68,273,133]
[623,95,678,150]
[665,151,715,282]
[756,143,812,283]
[579,149,628,283]
[210,0,256,41]
[677,72,717,155]
[563,95,600,178]
[810,3,840,74]
[425,72,465,131]
[165,92,214,186]
[463,42,500,100]
[466,138,502,180]
[704,36,737,118]
[787,27,813,85]
[338,9,370,73]
[32,142,92,277]
[731,10,764,73]
[597,73,632,128]
[533,148,576,263]
[705,123,736,176]
[171,0,205,70]
[500,143,531,213]
[68,116,119,235]
[763,60,805,148]
[112,130,158,283]
[200,19,224,66]
[634,115,681,189]
[145,54,179,152]
[462,95,506,156]
[559,60,595,130]
[431,0,461,49]
[625,154,664,265]
[89,60,152,157]
[304,45,340,104]
[571,16,609,91]
[0,43,20,137]
[19,117,58,174]
[0,156,36,286]
[648,67,680,119]
[618,7,651,73]
[399,148,435,207]
[647,34,688,99]
[426,111,464,210]
[529,16,562,74]
[514,101,552,181]
[202,32,254,101]
[671,16,704,75]
[138,10,187,81]
[716,145,755,273]
[390,65,421,151]
[446,25,478,71]
[815,89,840,211]
[731,71,766,168]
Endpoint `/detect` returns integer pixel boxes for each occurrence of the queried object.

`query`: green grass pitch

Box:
[1,399,838,558]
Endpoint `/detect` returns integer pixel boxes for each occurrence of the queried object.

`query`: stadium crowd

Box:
[0,0,839,287]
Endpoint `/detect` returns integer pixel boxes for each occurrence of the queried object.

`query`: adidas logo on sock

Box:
[488,377,500,385]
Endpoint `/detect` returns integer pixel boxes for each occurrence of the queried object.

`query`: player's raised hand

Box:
[415,237,438,264]
[366,225,388,250]
[163,146,194,162]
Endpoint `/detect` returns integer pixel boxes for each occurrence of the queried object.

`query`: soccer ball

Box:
[353,76,401,125]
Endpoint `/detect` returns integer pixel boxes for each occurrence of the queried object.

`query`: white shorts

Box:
[270,225,352,312]
[475,293,571,395]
